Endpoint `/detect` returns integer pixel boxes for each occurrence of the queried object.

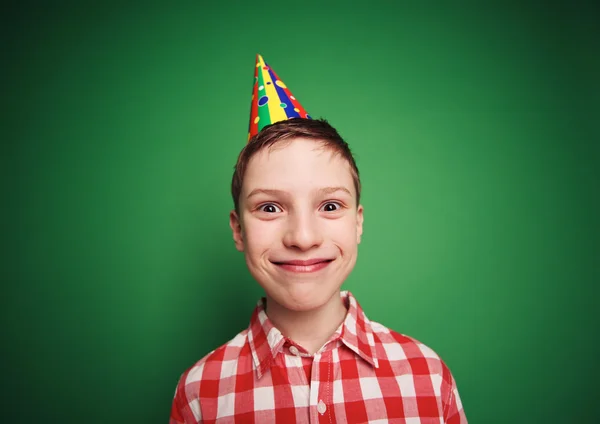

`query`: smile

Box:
[271,258,334,273]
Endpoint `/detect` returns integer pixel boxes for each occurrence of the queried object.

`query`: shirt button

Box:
[289,345,300,356]
[317,399,327,414]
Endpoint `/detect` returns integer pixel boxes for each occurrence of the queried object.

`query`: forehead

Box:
[242,137,354,193]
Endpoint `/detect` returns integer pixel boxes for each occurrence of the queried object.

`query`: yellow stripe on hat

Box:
[258,55,287,125]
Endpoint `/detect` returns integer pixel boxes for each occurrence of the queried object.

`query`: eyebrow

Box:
[246,186,352,199]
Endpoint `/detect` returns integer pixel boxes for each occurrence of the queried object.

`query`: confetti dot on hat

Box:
[276,80,287,88]
[280,103,287,108]
[254,116,260,123]
[290,96,296,100]
[259,85,264,91]
[294,107,300,112]
[258,96,269,106]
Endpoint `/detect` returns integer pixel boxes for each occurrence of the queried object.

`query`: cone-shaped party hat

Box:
[248,54,311,141]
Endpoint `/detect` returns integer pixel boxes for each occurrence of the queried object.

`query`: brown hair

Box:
[231,118,361,213]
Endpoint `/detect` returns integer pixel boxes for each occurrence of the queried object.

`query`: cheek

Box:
[243,220,280,253]
[328,218,359,249]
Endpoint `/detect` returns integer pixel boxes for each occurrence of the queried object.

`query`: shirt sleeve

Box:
[169,372,202,424]
[441,362,468,423]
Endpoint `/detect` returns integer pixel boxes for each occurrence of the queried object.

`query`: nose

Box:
[282,211,323,251]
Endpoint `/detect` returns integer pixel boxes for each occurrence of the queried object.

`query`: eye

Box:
[259,203,282,213]
[320,202,341,212]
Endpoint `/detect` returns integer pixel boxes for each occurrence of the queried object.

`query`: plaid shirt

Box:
[170,291,467,423]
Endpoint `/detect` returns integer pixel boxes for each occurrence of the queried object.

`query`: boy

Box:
[169,55,467,423]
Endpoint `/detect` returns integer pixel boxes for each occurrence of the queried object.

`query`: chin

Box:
[268,282,341,312]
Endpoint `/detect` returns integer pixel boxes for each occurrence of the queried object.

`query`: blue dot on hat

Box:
[258,96,269,107]
[306,114,312,119]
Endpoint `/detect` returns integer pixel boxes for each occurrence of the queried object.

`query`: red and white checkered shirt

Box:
[170,291,467,423]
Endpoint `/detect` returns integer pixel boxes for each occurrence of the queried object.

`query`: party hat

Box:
[248,54,311,141]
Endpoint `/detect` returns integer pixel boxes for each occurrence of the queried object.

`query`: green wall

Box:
[4,1,599,423]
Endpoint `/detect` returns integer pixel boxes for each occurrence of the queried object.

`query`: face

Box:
[230,137,364,313]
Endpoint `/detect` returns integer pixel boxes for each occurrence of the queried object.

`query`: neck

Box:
[265,292,348,354]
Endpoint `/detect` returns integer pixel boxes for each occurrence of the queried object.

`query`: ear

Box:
[356,204,364,244]
[229,210,245,252]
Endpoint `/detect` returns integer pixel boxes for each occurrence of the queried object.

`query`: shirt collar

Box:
[247,290,379,379]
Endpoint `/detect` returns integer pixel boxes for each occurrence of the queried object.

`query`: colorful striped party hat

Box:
[248,54,311,141]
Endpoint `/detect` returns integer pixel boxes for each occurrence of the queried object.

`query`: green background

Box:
[3,1,599,423]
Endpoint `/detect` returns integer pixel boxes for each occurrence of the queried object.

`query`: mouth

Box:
[270,258,334,273]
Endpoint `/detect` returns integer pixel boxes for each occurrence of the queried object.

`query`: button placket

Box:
[308,352,322,422]
[315,350,332,419]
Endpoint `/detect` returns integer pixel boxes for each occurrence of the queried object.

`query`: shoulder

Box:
[175,328,251,395]
[170,330,252,423]
[370,320,453,379]
[369,321,467,421]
